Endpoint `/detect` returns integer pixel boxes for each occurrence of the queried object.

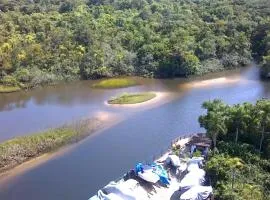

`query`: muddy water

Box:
[0,64,270,200]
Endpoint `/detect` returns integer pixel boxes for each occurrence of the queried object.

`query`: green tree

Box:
[199,99,228,149]
[228,104,251,143]
[255,100,270,153]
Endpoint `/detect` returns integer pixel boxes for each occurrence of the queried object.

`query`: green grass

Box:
[108,92,156,104]
[92,78,138,89]
[0,119,101,172]
[0,85,21,93]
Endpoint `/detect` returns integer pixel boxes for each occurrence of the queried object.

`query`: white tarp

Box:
[179,169,205,189]
[180,186,213,200]
[187,157,204,172]
[137,165,160,183]
[91,179,149,200]
[176,162,188,176]
[166,155,181,167]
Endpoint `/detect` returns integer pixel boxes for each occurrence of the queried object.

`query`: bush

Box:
[28,68,59,88]
[14,68,31,82]
[199,59,224,74]
[193,150,202,157]
[1,75,18,86]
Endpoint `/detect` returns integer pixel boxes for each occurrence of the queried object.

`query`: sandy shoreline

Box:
[104,91,169,108]
[182,76,241,89]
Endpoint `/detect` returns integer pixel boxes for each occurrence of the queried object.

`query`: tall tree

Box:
[229,103,251,143]
[255,99,270,153]
[199,99,228,149]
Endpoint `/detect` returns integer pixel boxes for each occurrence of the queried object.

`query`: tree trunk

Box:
[235,127,239,143]
[212,133,217,148]
[259,126,265,153]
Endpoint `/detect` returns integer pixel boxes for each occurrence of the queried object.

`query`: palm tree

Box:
[255,99,270,153]
[199,99,228,149]
[229,103,251,143]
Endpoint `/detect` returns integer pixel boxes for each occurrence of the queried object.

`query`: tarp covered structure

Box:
[90,179,148,200]
[180,186,213,200]
[135,163,170,185]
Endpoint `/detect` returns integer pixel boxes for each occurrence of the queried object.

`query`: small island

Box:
[92,78,138,89]
[108,92,156,104]
[0,119,102,173]
[0,85,21,93]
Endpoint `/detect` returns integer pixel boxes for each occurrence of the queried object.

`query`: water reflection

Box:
[0,65,270,200]
[0,65,268,142]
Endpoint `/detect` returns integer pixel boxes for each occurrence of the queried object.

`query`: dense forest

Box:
[199,99,270,200]
[0,0,270,88]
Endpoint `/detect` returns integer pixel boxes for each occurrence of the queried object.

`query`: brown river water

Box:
[0,64,270,200]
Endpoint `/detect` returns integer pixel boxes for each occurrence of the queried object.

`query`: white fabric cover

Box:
[187,157,204,172]
[138,165,160,183]
[180,186,213,200]
[166,155,181,167]
[176,163,188,175]
[101,180,137,200]
[92,179,149,200]
[89,195,100,200]
[179,169,205,189]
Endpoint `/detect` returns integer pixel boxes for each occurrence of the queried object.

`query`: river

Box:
[0,64,269,200]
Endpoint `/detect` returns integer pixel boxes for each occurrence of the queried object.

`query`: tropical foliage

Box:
[199,99,270,199]
[0,0,270,89]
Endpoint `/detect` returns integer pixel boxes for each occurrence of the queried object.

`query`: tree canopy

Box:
[0,0,270,88]
[200,99,270,199]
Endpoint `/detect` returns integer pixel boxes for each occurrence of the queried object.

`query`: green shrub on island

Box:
[92,78,138,89]
[108,92,156,104]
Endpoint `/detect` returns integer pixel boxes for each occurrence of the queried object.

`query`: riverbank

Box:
[0,118,103,174]
[0,65,257,94]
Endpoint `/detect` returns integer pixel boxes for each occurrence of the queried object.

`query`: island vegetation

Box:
[108,92,156,104]
[0,0,270,92]
[93,78,138,89]
[0,119,102,173]
[199,99,270,200]
[0,85,21,93]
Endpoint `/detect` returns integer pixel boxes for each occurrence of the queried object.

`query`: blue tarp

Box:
[152,163,170,185]
[135,163,170,185]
